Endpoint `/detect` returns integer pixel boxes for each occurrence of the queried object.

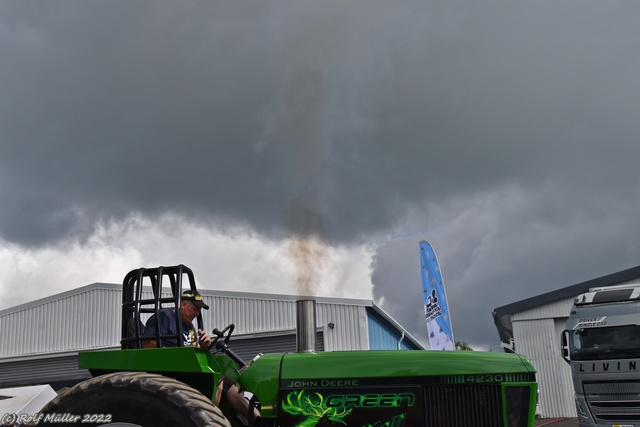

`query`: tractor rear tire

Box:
[38,372,231,427]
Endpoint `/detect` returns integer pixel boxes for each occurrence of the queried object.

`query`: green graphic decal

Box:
[325,393,414,408]
[281,386,422,427]
[282,390,353,426]
[362,414,406,427]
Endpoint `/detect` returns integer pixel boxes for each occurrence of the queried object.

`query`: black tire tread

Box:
[40,372,230,427]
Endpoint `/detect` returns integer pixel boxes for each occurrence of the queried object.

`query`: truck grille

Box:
[424,384,502,426]
[584,381,640,422]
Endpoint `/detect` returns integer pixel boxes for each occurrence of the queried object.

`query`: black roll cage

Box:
[120,264,204,349]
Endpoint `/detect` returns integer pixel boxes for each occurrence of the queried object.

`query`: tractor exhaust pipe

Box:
[296,299,317,353]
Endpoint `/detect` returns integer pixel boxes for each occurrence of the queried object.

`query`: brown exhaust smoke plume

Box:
[279,67,329,296]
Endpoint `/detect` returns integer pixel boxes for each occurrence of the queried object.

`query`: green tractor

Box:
[40,265,538,427]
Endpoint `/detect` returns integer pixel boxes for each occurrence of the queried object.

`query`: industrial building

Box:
[493,265,640,418]
[0,282,421,390]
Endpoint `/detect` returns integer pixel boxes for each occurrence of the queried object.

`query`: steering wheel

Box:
[211,323,235,348]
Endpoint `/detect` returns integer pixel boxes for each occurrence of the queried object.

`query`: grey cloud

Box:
[2,1,640,348]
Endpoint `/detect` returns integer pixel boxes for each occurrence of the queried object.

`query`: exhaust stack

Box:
[296,299,317,353]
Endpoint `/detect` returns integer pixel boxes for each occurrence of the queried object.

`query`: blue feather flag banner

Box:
[419,240,455,350]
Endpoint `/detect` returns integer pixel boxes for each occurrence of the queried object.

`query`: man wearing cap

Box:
[142,290,212,349]
[142,290,261,423]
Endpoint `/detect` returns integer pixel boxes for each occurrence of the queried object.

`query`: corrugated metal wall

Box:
[510,275,640,418]
[367,311,415,350]
[0,283,418,389]
[0,353,91,389]
[230,331,325,361]
[513,298,575,322]
[0,284,382,360]
[513,315,575,418]
[0,286,122,358]
[205,295,295,335]
[201,294,371,352]
[316,301,370,351]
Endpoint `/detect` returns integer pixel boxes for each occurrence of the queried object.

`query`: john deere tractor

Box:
[39,265,538,427]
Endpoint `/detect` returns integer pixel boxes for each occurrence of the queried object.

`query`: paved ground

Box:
[535,418,578,427]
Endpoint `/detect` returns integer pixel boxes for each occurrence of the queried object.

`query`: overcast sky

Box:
[1,1,639,350]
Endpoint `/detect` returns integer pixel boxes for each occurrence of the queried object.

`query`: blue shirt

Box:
[143,308,196,347]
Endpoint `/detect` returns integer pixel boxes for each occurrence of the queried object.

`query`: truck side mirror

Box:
[561,330,571,364]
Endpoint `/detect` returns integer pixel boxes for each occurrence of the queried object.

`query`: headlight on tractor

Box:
[505,386,532,427]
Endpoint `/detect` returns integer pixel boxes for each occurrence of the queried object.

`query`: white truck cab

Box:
[562,284,640,427]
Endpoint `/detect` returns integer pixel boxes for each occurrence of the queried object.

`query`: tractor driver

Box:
[142,290,261,424]
[142,289,212,349]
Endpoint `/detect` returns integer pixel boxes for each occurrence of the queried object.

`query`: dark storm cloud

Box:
[0,1,433,245]
[372,187,640,348]
[2,1,640,347]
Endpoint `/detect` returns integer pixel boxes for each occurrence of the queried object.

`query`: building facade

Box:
[493,265,640,418]
[0,283,421,390]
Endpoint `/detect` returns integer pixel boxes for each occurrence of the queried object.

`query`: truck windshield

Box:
[570,325,640,360]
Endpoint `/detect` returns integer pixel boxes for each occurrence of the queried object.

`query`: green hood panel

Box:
[279,350,536,380]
